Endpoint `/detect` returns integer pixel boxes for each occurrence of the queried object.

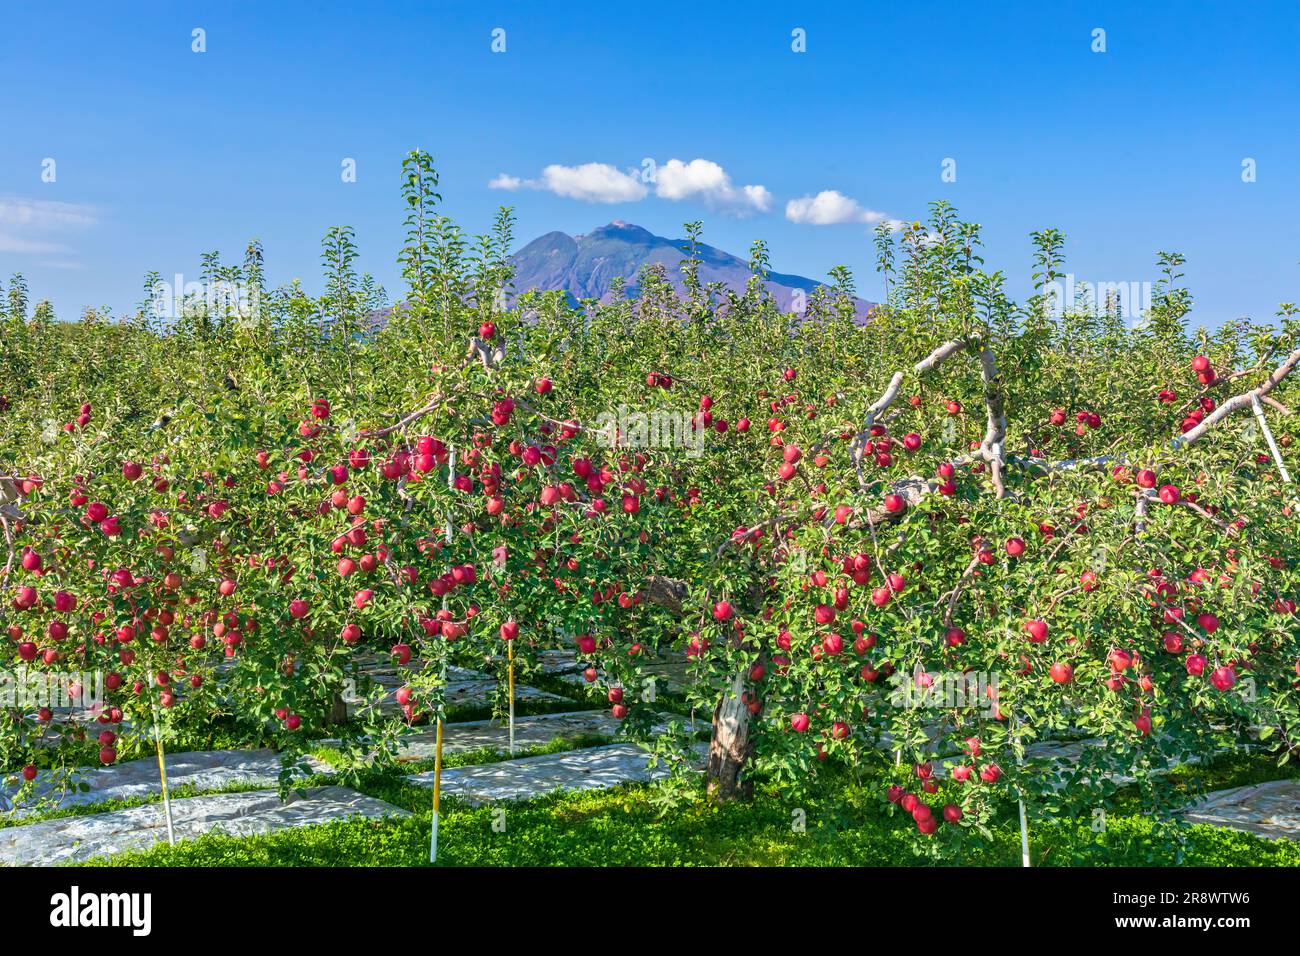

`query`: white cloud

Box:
[0,196,97,230]
[0,235,68,254]
[785,190,887,226]
[489,163,646,203]
[490,158,769,215]
[0,196,97,261]
[654,159,771,216]
[540,163,648,203]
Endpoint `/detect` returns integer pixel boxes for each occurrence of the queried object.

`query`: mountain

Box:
[509,221,874,320]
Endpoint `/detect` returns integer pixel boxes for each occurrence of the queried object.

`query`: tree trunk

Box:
[640,574,754,799]
[706,672,753,800]
[325,689,348,726]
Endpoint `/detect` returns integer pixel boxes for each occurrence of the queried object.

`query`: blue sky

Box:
[2,0,1298,326]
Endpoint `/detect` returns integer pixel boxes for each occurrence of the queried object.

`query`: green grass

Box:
[80,750,1300,868]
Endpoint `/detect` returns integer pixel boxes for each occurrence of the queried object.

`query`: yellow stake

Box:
[431,446,453,863]
[429,717,443,863]
[507,640,516,756]
[153,706,176,846]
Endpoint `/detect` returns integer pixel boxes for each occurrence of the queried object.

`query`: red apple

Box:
[1210,665,1237,691]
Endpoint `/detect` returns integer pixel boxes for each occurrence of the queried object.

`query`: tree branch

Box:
[358,395,447,439]
[1172,345,1300,448]
[850,339,967,487]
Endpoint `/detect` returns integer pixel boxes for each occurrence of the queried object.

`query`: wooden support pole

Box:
[153,704,176,846]
[429,718,443,863]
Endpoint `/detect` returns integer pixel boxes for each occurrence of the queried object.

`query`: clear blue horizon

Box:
[2,0,1298,327]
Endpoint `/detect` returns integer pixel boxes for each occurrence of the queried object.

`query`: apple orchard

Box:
[3,153,1299,855]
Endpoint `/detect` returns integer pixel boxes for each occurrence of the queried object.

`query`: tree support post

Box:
[428,445,456,862]
[507,640,515,756]
[1013,717,1030,867]
[1017,795,1031,867]
[429,718,443,863]
[1252,394,1293,484]
[153,704,175,846]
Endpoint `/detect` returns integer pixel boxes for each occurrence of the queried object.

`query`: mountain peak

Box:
[587,220,655,242]
[509,223,874,320]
